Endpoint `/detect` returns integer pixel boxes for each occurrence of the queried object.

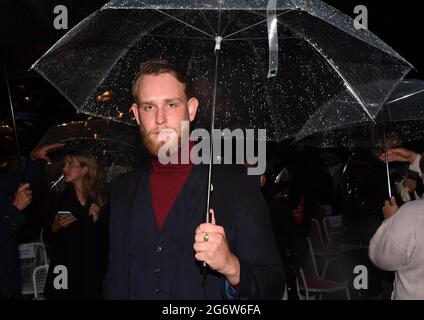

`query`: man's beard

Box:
[140,126,181,157]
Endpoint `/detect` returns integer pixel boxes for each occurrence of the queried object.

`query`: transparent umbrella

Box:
[295,79,424,197]
[295,79,424,148]
[36,119,142,187]
[31,0,412,141]
[31,0,413,221]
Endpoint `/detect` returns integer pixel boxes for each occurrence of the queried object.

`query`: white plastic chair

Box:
[19,242,48,296]
[39,228,52,263]
[33,264,49,299]
[281,284,288,300]
[39,228,45,245]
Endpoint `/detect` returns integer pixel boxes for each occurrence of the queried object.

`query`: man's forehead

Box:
[137,73,187,100]
[138,73,184,88]
[139,97,184,105]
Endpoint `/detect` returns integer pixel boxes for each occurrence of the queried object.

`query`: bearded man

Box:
[103,59,285,300]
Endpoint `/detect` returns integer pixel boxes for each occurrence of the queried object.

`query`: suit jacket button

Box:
[156,246,162,253]
[153,267,161,273]
[153,288,160,294]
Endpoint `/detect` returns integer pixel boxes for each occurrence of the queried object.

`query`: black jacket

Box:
[0,160,45,299]
[43,185,108,300]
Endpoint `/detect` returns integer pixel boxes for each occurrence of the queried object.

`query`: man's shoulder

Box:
[210,164,260,189]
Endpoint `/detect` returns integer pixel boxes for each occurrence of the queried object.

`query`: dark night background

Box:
[0,0,423,157]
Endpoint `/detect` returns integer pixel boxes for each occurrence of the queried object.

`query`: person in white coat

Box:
[368,148,424,299]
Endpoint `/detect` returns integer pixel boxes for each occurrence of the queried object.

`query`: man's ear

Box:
[130,103,141,125]
[187,97,199,122]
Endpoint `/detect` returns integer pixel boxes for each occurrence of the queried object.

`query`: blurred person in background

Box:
[43,150,109,300]
[0,143,64,299]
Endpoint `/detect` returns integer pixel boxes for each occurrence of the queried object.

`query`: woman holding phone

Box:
[43,150,109,300]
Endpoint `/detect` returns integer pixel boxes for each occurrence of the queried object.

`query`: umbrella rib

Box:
[217,0,223,35]
[2,63,21,158]
[220,15,233,37]
[154,8,214,39]
[302,37,376,124]
[58,137,135,148]
[31,9,100,70]
[225,36,300,41]
[199,10,217,35]
[386,89,424,105]
[145,34,213,41]
[220,6,244,38]
[218,1,236,37]
[223,10,292,40]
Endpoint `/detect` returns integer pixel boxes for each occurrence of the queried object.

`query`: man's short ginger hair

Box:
[132,59,195,104]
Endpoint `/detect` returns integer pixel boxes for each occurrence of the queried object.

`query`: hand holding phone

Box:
[52,211,77,232]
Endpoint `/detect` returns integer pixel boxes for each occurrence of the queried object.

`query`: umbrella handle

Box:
[382,124,392,198]
[2,61,21,160]
[202,36,223,269]
[384,149,392,198]
[205,39,221,225]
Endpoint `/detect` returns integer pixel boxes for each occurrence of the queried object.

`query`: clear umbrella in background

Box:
[36,119,142,188]
[31,0,413,222]
[295,79,424,197]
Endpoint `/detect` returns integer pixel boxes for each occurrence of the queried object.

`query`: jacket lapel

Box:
[112,165,148,298]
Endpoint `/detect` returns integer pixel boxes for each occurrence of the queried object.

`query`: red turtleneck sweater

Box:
[150,145,193,230]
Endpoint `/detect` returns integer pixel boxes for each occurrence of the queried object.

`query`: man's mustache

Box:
[148,127,177,137]
[148,127,167,135]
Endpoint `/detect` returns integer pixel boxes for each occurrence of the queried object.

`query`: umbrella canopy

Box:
[37,119,142,184]
[294,79,424,198]
[295,79,424,148]
[31,0,412,142]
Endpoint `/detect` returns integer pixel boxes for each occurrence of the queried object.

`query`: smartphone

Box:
[57,210,74,218]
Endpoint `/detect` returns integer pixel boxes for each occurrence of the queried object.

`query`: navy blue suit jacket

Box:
[104,163,285,299]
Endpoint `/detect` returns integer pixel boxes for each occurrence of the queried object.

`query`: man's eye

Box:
[168,103,177,108]
[142,105,154,111]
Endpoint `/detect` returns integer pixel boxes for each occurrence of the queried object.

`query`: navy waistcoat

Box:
[128,165,226,299]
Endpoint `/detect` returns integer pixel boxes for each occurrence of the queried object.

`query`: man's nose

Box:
[155,106,166,124]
